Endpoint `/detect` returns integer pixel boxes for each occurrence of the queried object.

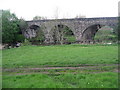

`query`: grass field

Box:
[2,44,118,88]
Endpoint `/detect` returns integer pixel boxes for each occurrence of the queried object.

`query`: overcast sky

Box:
[0,0,119,20]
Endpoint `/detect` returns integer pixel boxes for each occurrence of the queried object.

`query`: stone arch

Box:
[81,24,103,43]
[25,24,45,44]
[81,23,116,43]
[24,25,40,39]
[50,24,76,44]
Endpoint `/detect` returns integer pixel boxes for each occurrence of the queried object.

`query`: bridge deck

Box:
[26,17,118,22]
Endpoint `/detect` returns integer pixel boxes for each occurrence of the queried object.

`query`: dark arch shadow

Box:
[29,25,40,30]
[51,24,75,44]
[81,24,103,43]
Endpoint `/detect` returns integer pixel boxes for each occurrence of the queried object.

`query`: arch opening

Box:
[29,25,40,30]
[81,24,102,43]
[94,25,117,43]
[27,25,45,45]
[51,24,75,44]
[81,24,117,44]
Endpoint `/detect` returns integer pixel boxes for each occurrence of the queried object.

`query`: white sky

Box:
[0,0,119,20]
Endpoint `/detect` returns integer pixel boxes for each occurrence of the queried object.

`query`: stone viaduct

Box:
[24,17,118,44]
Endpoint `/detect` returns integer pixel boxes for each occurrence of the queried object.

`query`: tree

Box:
[112,17,119,42]
[118,17,120,41]
[52,25,74,45]
[19,18,28,31]
[0,10,2,44]
[33,16,47,20]
[53,8,65,45]
[18,18,28,38]
[75,14,86,18]
[30,28,45,45]
[2,10,25,45]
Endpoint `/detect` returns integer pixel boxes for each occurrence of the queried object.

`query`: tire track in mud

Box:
[3,64,119,75]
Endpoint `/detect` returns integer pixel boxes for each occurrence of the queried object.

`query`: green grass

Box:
[2,44,118,68]
[65,35,76,42]
[94,29,117,42]
[2,44,118,88]
[3,72,118,88]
